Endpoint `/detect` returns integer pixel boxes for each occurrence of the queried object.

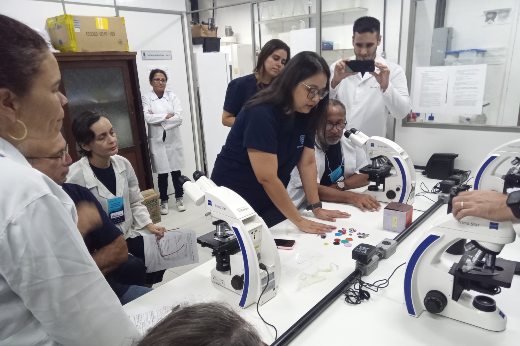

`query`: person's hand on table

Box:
[76,201,103,238]
[346,192,381,212]
[331,58,358,89]
[312,207,351,222]
[452,190,514,221]
[294,218,337,234]
[369,62,390,92]
[147,223,167,239]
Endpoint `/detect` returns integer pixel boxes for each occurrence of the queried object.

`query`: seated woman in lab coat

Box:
[0,14,139,345]
[67,110,167,286]
[222,39,291,128]
[142,69,186,215]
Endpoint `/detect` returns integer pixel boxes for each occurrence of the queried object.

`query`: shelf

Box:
[256,7,367,25]
[322,48,355,52]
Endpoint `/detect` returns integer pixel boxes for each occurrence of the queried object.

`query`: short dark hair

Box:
[254,39,291,79]
[246,51,330,142]
[149,69,168,83]
[72,111,104,157]
[328,99,346,118]
[353,16,380,37]
[134,302,263,346]
[0,14,49,97]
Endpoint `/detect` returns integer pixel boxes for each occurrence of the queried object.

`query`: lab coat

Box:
[0,138,139,346]
[142,90,185,174]
[67,155,152,239]
[287,135,368,208]
[329,56,412,138]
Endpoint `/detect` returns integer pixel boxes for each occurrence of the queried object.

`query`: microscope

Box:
[344,128,416,204]
[404,188,518,331]
[474,138,520,193]
[180,172,281,309]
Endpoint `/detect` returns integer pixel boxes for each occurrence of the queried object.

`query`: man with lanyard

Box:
[330,16,411,139]
[288,100,381,212]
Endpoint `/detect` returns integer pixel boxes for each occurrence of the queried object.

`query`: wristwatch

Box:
[336,181,345,190]
[506,191,520,219]
[306,201,323,211]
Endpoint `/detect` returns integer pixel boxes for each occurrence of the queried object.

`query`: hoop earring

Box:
[7,119,28,141]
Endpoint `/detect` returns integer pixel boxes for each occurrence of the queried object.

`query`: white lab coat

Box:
[0,138,139,346]
[142,90,185,174]
[66,155,152,239]
[287,135,368,208]
[329,56,412,138]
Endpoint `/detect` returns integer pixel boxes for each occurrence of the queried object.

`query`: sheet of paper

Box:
[147,64,172,92]
[290,28,316,56]
[412,66,449,113]
[128,295,195,335]
[143,228,199,272]
[446,64,487,115]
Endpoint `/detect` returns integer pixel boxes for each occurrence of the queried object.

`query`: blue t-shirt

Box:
[212,103,315,193]
[320,141,344,186]
[223,74,267,116]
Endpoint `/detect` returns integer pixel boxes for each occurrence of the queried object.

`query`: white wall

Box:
[395,0,520,173]
[197,0,252,44]
[0,0,64,30]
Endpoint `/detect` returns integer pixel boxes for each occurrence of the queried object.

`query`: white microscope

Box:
[474,138,520,193]
[180,172,281,309]
[344,128,416,204]
[404,212,518,331]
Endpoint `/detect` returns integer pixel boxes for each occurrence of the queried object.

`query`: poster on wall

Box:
[411,66,449,113]
[146,65,172,92]
[446,65,487,115]
[483,8,512,26]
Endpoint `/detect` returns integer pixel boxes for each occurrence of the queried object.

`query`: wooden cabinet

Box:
[55,52,153,190]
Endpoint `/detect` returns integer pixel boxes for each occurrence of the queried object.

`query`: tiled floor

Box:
[151,196,214,288]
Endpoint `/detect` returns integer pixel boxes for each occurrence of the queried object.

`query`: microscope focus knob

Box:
[424,290,448,314]
[386,190,397,200]
[231,274,245,290]
[473,295,496,312]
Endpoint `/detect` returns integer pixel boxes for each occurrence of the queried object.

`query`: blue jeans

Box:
[120,285,153,305]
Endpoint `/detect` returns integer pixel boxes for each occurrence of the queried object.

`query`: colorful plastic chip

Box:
[324,243,329,245]
[335,233,342,236]
[333,241,340,245]
[344,243,352,247]
[320,233,327,239]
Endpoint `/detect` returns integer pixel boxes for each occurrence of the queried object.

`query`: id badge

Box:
[108,196,125,224]
[329,166,343,184]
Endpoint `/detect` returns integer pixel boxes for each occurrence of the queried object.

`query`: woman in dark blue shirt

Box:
[212,52,350,233]
[222,39,290,127]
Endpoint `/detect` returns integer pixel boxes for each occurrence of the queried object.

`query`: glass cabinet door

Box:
[61,65,135,149]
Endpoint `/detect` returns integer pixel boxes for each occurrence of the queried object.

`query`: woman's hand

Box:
[294,218,337,234]
[147,223,167,239]
[312,207,351,222]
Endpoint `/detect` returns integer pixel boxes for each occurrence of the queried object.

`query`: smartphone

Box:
[344,59,375,73]
[274,238,296,250]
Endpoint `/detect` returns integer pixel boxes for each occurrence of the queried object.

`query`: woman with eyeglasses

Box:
[222,39,290,127]
[142,69,186,215]
[211,51,350,233]
[0,14,139,345]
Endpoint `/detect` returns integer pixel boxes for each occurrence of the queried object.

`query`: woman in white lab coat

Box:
[0,14,139,345]
[142,69,186,215]
[67,110,167,286]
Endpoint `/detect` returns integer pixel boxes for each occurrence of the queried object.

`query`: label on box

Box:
[95,17,109,30]
[73,18,80,32]
[392,216,398,228]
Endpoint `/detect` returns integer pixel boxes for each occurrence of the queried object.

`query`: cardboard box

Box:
[383,202,413,233]
[47,14,129,52]
[141,189,161,225]
[191,24,218,38]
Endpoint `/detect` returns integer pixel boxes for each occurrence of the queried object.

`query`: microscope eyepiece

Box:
[179,175,191,186]
[193,171,205,181]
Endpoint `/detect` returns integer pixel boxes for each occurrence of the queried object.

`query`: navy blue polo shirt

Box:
[223,74,267,115]
[62,183,129,297]
[320,141,344,186]
[212,104,314,212]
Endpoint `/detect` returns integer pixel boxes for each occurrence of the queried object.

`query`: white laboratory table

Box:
[124,173,520,345]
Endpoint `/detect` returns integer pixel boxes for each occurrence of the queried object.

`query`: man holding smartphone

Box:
[330,16,411,138]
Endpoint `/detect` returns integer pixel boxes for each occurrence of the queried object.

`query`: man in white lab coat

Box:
[330,16,412,138]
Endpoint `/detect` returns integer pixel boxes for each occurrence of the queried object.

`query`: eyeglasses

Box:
[301,82,329,100]
[26,144,69,161]
[153,78,167,83]
[325,122,347,131]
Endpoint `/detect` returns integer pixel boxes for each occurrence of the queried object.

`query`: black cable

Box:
[343,263,406,305]
[257,265,278,340]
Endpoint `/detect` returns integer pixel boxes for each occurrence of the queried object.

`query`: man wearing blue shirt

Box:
[23,134,152,304]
